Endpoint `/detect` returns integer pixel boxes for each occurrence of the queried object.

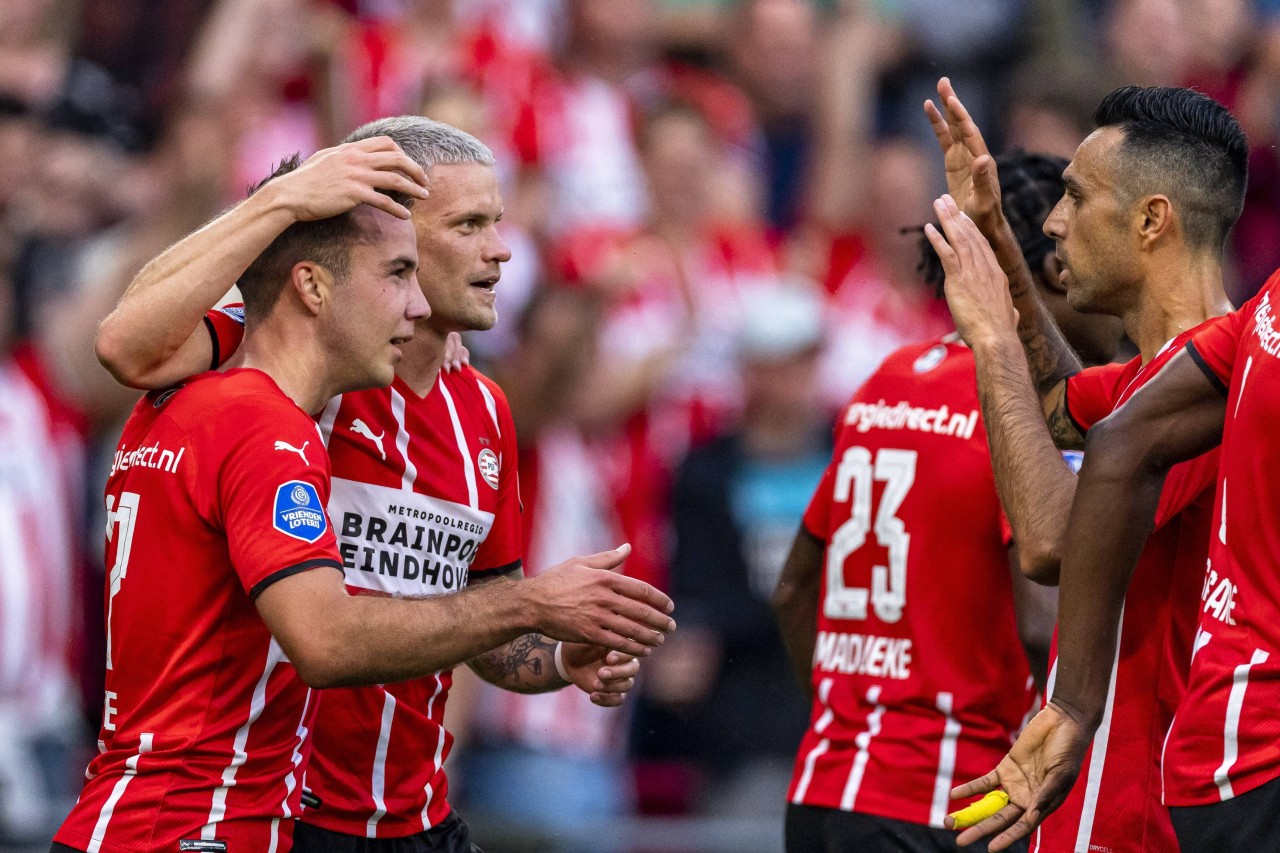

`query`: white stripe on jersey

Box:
[1219,480,1228,545]
[87,732,153,853]
[1075,606,1125,853]
[1234,356,1252,419]
[203,640,286,840]
[281,687,313,819]
[391,388,418,491]
[437,379,478,510]
[476,377,501,436]
[929,692,962,827]
[1214,648,1270,801]
[419,677,447,829]
[267,817,281,853]
[840,685,885,811]
[318,395,343,446]
[0,493,33,689]
[366,690,398,837]
[792,679,836,804]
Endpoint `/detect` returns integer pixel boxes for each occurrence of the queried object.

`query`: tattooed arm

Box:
[466,570,641,706]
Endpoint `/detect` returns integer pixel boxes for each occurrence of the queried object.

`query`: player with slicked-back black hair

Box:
[1093,85,1248,252]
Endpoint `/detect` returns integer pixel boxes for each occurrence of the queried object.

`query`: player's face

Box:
[1043,128,1142,316]
[411,162,511,335]
[330,207,426,389]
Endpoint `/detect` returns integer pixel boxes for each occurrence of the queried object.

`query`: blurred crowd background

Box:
[4,0,1280,850]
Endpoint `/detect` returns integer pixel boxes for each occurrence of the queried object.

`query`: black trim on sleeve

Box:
[203,315,221,371]
[1185,341,1230,397]
[469,558,522,581]
[250,558,343,599]
[1062,377,1091,437]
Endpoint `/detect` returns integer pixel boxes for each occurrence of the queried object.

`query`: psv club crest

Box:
[477,448,500,490]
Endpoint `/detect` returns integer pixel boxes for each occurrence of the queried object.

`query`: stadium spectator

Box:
[631,282,829,824]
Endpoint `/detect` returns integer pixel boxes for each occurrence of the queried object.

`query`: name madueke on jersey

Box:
[331,477,495,596]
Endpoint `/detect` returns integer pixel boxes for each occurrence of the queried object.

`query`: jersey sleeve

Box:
[469,375,524,580]
[1154,448,1220,529]
[1064,361,1131,434]
[802,460,836,542]
[1185,302,1253,395]
[215,399,343,597]
[203,304,246,370]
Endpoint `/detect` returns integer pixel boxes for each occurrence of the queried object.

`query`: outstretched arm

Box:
[465,568,641,707]
[258,543,676,689]
[926,196,1078,583]
[924,78,1085,448]
[946,348,1226,851]
[772,525,826,698]
[96,137,428,389]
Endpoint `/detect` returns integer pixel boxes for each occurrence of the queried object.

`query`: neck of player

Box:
[395,319,451,397]
[240,322,344,415]
[1125,253,1233,363]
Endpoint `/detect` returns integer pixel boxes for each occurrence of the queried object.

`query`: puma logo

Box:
[350,419,386,461]
[274,440,310,466]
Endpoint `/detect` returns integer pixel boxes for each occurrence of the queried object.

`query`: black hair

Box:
[918,150,1068,297]
[237,154,415,322]
[1093,86,1248,252]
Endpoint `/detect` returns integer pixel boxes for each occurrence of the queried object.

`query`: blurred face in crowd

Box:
[642,109,713,227]
[412,162,511,335]
[733,0,818,120]
[323,207,425,391]
[567,0,656,65]
[741,345,823,424]
[1105,0,1189,86]
[1043,128,1143,316]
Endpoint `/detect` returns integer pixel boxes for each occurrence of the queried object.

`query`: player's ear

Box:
[289,262,331,316]
[1137,194,1173,250]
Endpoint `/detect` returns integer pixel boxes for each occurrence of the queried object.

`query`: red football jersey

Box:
[788,338,1037,827]
[200,305,525,836]
[54,369,342,853]
[1164,270,1280,806]
[1032,329,1219,853]
[299,368,522,838]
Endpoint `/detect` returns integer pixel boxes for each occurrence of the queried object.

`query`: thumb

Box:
[578,542,632,572]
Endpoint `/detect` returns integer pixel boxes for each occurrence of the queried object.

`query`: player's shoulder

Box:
[153,369,310,429]
[862,335,970,388]
[447,364,513,417]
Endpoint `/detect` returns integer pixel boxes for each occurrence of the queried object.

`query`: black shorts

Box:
[292,812,483,853]
[1169,773,1280,853]
[785,803,1029,853]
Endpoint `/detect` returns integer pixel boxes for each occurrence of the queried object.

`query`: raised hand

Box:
[264,136,430,222]
[946,704,1093,850]
[924,194,1017,345]
[923,77,1005,238]
[527,543,677,659]
[442,331,470,373]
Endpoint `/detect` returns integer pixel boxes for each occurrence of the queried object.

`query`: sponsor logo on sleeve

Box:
[179,842,228,852]
[477,448,500,489]
[274,440,310,466]
[1254,292,1280,356]
[1061,450,1084,474]
[218,304,245,325]
[274,480,328,543]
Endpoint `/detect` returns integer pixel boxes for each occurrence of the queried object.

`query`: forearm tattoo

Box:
[469,633,561,693]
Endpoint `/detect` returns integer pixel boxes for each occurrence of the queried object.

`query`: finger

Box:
[988,808,1043,852]
[933,198,976,268]
[577,543,633,572]
[598,658,641,682]
[352,137,430,184]
[607,573,676,615]
[358,150,431,191]
[590,628,656,658]
[601,607,674,642]
[590,691,626,708]
[923,100,951,152]
[950,769,1001,801]
[357,167,432,200]
[923,223,958,274]
[955,802,1023,849]
[946,93,991,161]
[354,187,414,220]
[592,676,636,695]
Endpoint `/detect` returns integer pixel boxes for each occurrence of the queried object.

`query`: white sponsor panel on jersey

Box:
[331,477,494,595]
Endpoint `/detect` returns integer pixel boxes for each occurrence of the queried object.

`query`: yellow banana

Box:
[948,789,1009,829]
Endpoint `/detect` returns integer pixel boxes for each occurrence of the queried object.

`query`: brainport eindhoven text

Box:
[339,511,477,591]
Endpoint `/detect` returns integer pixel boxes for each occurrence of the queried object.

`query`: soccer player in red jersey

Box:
[925,82,1245,853]
[771,150,1120,853]
[93,123,671,853]
[927,118,1269,853]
